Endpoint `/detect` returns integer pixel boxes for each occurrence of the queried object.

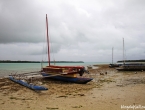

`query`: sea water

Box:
[0,62,109,77]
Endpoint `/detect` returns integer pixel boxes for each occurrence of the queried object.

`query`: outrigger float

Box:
[9,72,48,91]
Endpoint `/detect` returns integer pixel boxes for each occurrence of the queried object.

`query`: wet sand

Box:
[0,65,145,110]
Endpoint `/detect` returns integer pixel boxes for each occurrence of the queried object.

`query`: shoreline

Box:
[0,65,145,110]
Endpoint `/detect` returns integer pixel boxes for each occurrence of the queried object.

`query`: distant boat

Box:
[116,38,145,71]
[116,63,145,71]
[109,47,120,68]
[41,14,93,84]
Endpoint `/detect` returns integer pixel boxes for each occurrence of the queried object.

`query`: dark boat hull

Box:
[9,76,48,91]
[116,64,145,71]
[116,68,145,71]
[109,64,120,68]
[41,72,93,84]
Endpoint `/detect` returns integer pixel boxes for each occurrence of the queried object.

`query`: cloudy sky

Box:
[0,0,145,62]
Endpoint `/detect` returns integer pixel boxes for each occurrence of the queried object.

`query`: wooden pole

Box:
[46,14,50,66]
[123,38,125,65]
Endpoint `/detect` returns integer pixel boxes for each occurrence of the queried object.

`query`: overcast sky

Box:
[0,0,145,62]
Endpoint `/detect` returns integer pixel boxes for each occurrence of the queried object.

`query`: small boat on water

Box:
[41,14,93,84]
[9,76,48,91]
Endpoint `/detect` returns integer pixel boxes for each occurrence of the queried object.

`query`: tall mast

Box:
[112,47,113,64]
[123,38,125,65]
[46,14,50,66]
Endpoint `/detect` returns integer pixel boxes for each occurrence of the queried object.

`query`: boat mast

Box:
[112,47,113,64]
[123,38,125,65]
[46,14,50,66]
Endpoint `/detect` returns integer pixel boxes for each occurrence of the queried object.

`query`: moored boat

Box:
[116,63,145,71]
[41,14,93,83]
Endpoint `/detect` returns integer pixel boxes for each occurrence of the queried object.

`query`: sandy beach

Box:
[0,65,145,110]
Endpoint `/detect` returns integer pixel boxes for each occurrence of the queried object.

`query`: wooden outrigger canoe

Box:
[41,72,93,84]
[41,14,93,84]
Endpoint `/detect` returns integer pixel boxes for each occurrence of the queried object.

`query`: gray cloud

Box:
[0,0,145,62]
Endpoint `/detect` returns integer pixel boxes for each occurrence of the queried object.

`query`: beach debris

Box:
[9,96,33,100]
[78,93,85,96]
[98,78,115,83]
[46,107,59,110]
[100,73,104,75]
[116,84,123,87]
[134,72,137,74]
[72,105,83,108]
[95,83,103,88]
[87,66,92,69]
[99,71,108,75]
[56,95,68,98]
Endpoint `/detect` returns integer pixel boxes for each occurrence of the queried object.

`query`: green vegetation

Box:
[0,60,84,63]
[0,60,40,63]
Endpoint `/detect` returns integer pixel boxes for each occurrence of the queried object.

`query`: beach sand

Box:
[0,65,145,110]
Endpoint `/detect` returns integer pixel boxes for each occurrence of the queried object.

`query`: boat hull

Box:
[9,76,48,91]
[116,68,145,71]
[109,64,120,68]
[116,64,145,71]
[41,72,93,84]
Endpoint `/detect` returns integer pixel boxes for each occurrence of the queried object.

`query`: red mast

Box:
[46,14,50,66]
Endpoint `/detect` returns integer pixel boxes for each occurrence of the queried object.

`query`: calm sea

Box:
[0,62,109,77]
